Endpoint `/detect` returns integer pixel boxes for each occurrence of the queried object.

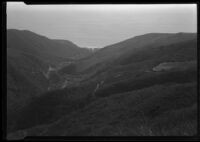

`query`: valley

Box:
[6,30,197,138]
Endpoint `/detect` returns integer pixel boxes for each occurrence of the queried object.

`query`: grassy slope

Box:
[7,33,197,138]
[75,33,196,72]
[6,29,94,133]
[77,38,197,97]
[7,53,50,132]
[7,81,197,138]
[7,62,197,138]
[7,29,92,59]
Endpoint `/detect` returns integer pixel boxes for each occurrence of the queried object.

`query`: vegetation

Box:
[7,82,197,138]
[6,31,197,138]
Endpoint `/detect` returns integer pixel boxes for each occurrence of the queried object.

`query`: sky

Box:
[7,2,197,48]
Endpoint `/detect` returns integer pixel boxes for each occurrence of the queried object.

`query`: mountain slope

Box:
[7,46,51,132]
[75,33,196,72]
[53,39,93,60]
[6,29,94,133]
[7,29,92,61]
[8,81,197,138]
[7,32,197,138]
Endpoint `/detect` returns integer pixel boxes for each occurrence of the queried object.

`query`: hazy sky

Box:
[7,3,197,48]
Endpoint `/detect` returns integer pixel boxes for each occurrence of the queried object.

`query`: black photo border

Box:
[2,0,200,141]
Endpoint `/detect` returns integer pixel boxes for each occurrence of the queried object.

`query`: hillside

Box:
[7,32,197,138]
[7,29,93,61]
[6,29,94,133]
[7,49,50,132]
[75,32,196,72]
[8,82,197,137]
[53,39,94,60]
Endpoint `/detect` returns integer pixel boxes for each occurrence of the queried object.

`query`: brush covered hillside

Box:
[7,32,197,138]
[54,39,94,60]
[7,29,93,63]
[72,33,196,73]
[7,29,94,133]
